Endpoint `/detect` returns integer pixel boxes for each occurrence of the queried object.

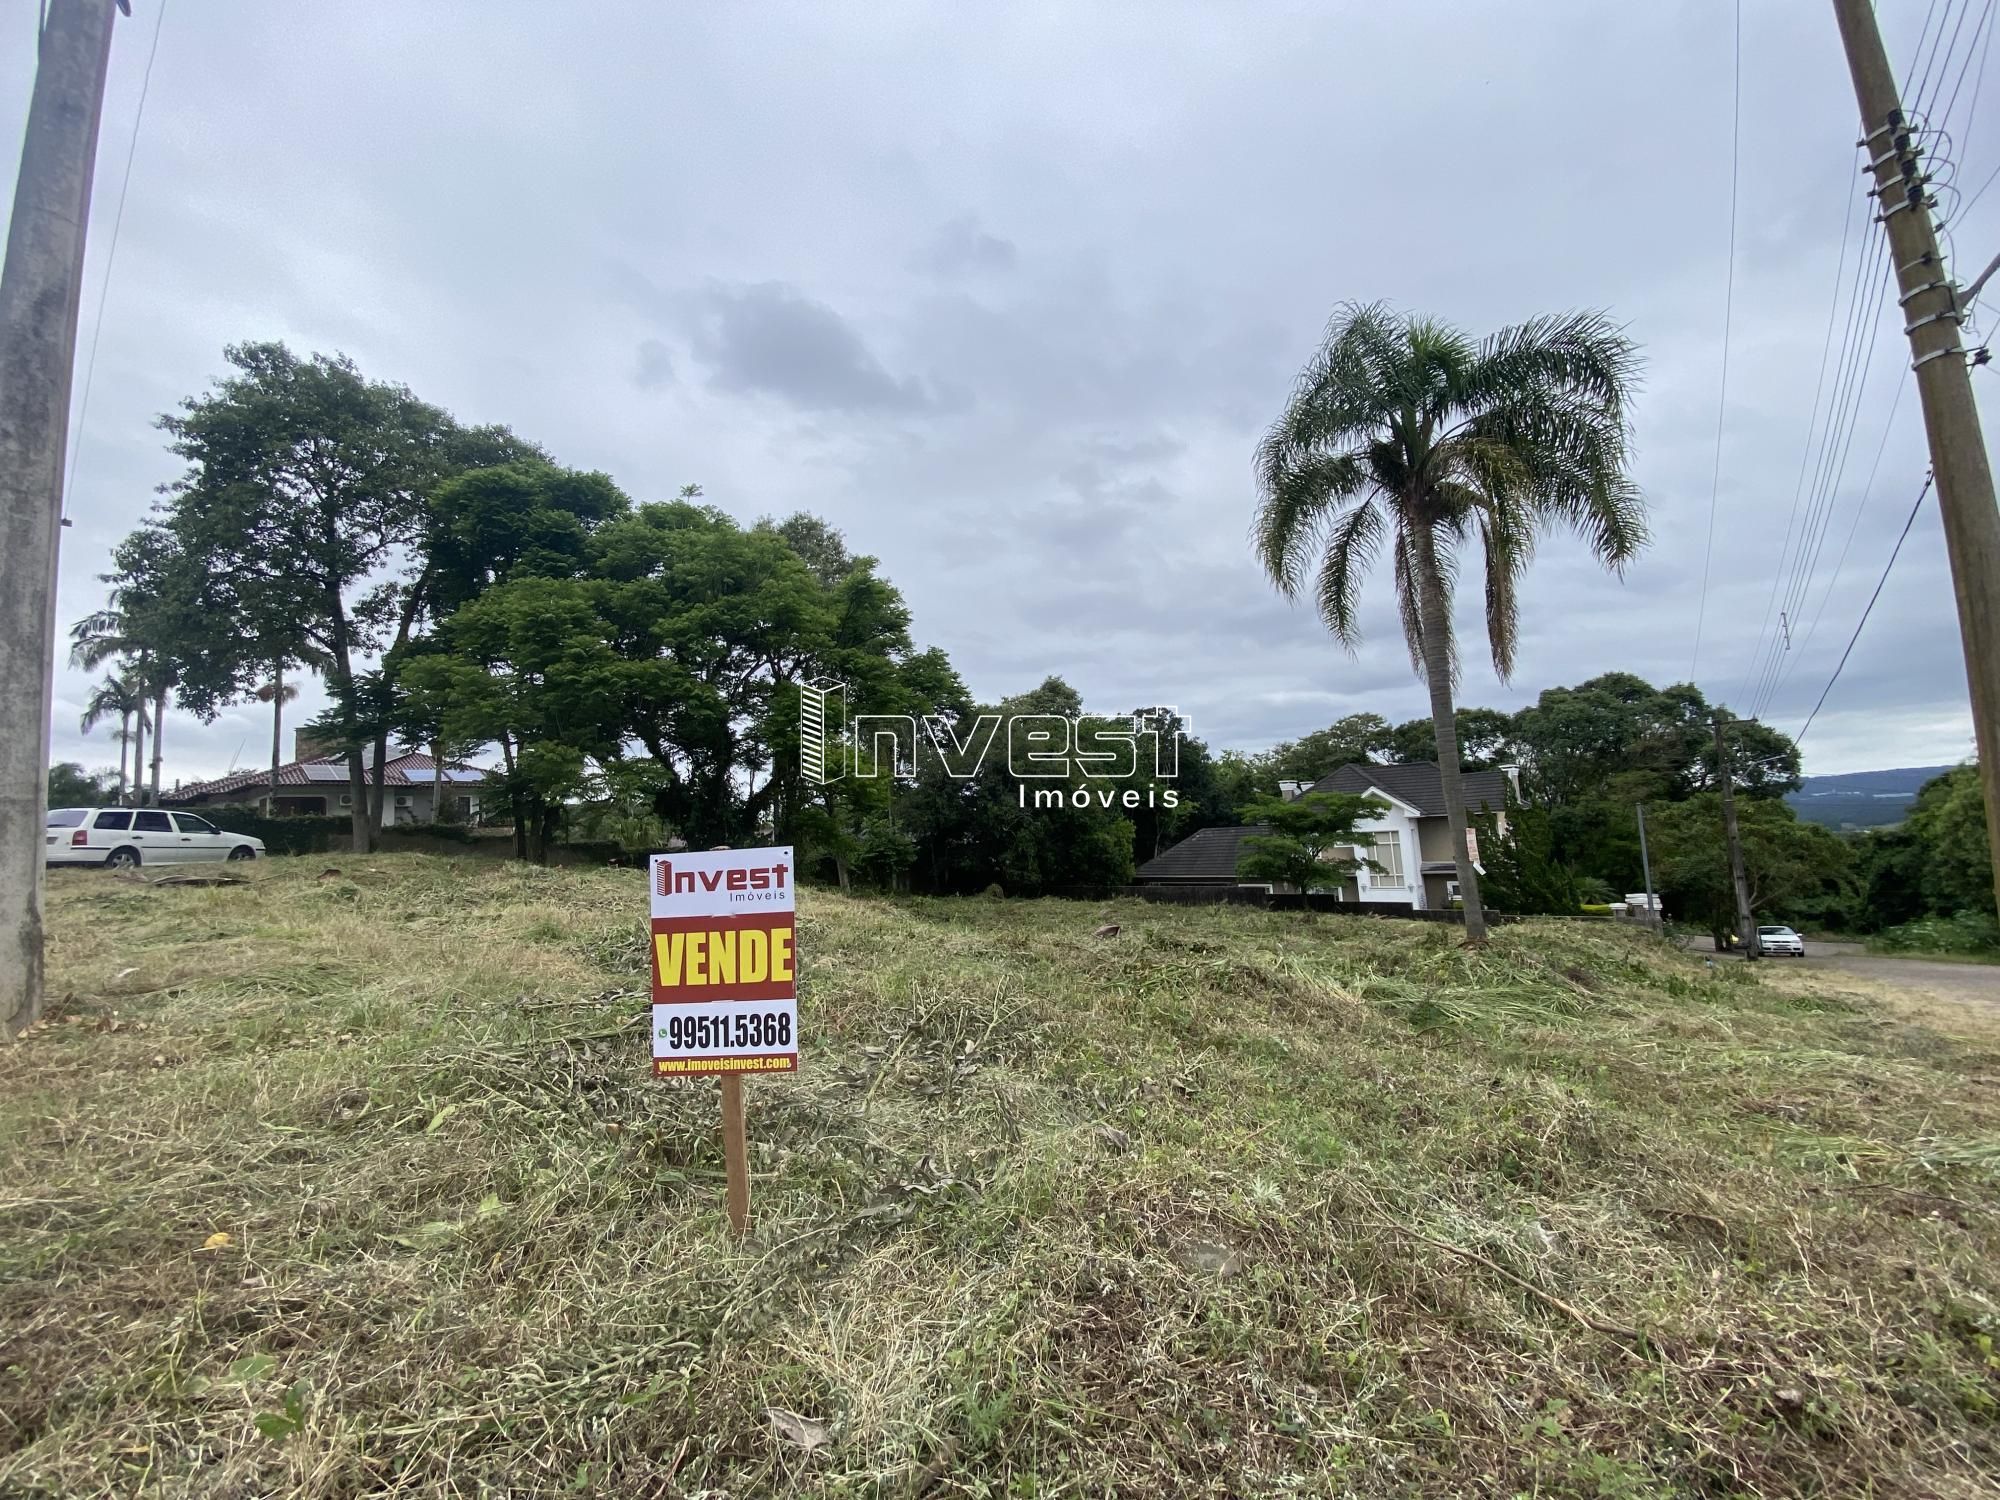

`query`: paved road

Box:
[1700,937,2000,1016]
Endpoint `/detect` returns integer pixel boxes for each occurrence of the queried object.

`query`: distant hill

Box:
[1786,765,1954,830]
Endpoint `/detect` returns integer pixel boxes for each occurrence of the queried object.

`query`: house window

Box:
[1371,832,1406,888]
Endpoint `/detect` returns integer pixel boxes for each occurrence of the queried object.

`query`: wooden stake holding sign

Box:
[648,846,798,1235]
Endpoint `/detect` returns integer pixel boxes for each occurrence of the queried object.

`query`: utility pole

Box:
[1833,0,2000,922]
[1713,715,1759,959]
[1636,802,1659,929]
[0,0,122,1041]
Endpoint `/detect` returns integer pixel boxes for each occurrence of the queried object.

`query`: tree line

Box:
[71,333,1933,930]
[69,343,1253,880]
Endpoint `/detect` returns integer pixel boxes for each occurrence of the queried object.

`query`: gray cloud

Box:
[681,281,936,413]
[632,337,675,390]
[913,216,1018,277]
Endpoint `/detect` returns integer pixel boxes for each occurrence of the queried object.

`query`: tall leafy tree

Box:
[1255,303,1645,941]
[1267,713,1394,786]
[1385,707,1515,768]
[1903,765,1993,917]
[1646,796,1855,946]
[156,343,471,850]
[47,763,115,808]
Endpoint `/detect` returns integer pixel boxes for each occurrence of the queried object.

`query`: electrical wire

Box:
[1794,473,1936,745]
[1690,0,1741,680]
[1913,0,1969,119]
[1747,233,1894,717]
[1792,375,1909,666]
[1934,0,1996,133]
[1736,185,1857,711]
[62,0,170,508]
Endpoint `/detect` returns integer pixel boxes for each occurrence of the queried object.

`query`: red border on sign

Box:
[650,913,797,1003]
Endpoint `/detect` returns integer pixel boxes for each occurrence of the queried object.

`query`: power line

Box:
[1934,0,1996,132]
[1766,373,1909,717]
[1690,0,1741,680]
[1794,374,1909,662]
[1750,220,1890,712]
[1912,0,1968,118]
[1795,472,1936,745]
[1737,184,1857,710]
[1749,217,1897,716]
[62,0,169,505]
[1752,3,1983,720]
[1748,233,1894,717]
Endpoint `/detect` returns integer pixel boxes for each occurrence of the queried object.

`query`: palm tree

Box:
[1253,303,1645,941]
[71,610,152,804]
[79,669,149,804]
[256,668,300,810]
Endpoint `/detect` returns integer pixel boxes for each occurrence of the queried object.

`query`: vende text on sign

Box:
[649,847,797,1077]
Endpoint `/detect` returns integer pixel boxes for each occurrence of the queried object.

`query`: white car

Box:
[1756,924,1806,957]
[46,808,265,869]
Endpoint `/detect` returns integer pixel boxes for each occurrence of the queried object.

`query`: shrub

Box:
[1869,910,2000,958]
[381,823,474,846]
[197,805,348,856]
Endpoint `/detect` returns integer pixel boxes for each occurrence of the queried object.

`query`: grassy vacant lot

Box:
[5,858,2000,1498]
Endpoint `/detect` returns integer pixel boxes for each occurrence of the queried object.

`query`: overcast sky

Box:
[5,1,1991,786]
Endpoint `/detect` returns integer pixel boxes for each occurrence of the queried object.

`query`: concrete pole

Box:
[1833,0,2000,921]
[0,1,120,1040]
[1713,715,1759,959]
[1636,801,1659,927]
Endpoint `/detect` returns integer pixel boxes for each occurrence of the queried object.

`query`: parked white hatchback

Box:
[45,808,265,868]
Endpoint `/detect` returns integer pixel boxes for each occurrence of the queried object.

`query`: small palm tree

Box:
[1254,302,1645,941]
[257,668,300,809]
[79,669,149,804]
[70,605,170,805]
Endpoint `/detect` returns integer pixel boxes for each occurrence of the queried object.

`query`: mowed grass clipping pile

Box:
[5,858,2000,1498]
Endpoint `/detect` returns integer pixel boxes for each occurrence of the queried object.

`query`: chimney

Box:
[293,730,339,763]
[1501,763,1522,801]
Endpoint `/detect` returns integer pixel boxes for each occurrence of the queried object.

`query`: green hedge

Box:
[381,822,475,846]
[198,805,348,856]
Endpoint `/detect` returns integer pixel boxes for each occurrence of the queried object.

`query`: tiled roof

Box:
[164,753,492,804]
[1134,823,1269,882]
[1309,762,1510,817]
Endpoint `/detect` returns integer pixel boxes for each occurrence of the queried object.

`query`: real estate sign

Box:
[649,846,798,1077]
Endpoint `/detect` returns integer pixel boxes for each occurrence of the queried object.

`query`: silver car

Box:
[1756,924,1805,957]
[46,807,265,869]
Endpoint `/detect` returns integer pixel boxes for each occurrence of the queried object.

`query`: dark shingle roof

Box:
[1309,761,1510,817]
[1134,823,1269,882]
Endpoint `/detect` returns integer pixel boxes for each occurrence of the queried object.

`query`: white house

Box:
[1135,761,1517,909]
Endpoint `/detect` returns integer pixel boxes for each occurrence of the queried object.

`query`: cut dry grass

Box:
[3,856,1999,1497]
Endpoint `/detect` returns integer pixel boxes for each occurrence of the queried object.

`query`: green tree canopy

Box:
[1646,795,1854,942]
[1235,790,1386,893]
[1267,713,1394,786]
